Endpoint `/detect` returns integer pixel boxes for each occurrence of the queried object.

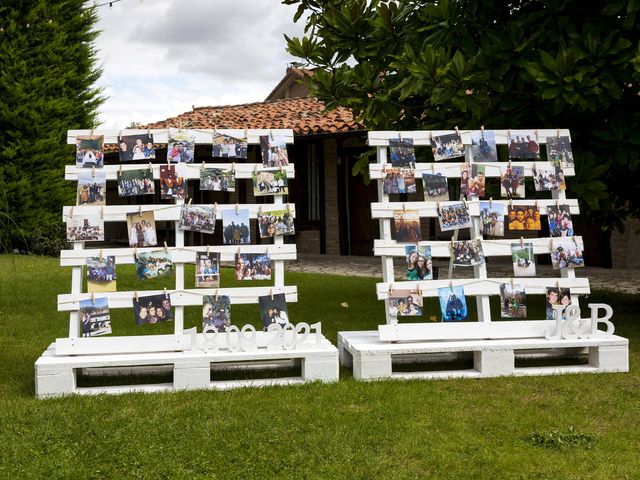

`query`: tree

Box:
[284,0,640,264]
[0,1,103,255]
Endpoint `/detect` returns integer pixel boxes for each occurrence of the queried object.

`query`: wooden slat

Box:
[370,161,575,178]
[67,129,295,145]
[367,129,572,146]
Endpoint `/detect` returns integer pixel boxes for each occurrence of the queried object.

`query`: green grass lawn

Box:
[0,254,638,479]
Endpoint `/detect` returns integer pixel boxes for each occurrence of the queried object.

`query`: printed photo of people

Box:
[133,293,172,326]
[383,167,416,194]
[235,253,272,280]
[393,210,422,243]
[80,297,112,337]
[405,245,433,280]
[179,204,216,234]
[86,255,116,293]
[117,168,155,197]
[388,289,423,317]
[479,201,506,237]
[533,162,566,191]
[545,287,571,320]
[222,208,250,245]
[438,202,471,232]
[430,132,465,161]
[118,134,155,161]
[546,135,574,168]
[546,205,574,237]
[75,135,104,168]
[470,130,498,162]
[200,167,236,192]
[460,164,485,198]
[511,242,536,277]
[66,215,104,242]
[500,283,527,319]
[135,251,173,280]
[422,173,449,202]
[507,130,540,159]
[551,238,585,269]
[389,137,416,168]
[258,209,295,238]
[167,129,195,163]
[212,133,248,159]
[438,285,468,322]
[260,135,289,167]
[76,170,106,206]
[500,165,525,198]
[202,295,231,332]
[160,164,187,199]
[451,240,485,267]
[507,206,541,231]
[126,210,157,247]
[195,252,220,288]
[253,169,289,196]
[259,293,290,331]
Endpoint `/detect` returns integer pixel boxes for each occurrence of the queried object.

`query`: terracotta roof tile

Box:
[142,97,365,136]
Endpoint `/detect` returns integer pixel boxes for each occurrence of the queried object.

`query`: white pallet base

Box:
[337,331,628,381]
[35,336,339,399]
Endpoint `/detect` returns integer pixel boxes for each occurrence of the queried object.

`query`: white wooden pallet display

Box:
[35,128,338,398]
[338,128,628,381]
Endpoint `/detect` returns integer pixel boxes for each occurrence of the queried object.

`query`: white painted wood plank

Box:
[376,277,590,299]
[367,129,571,146]
[369,161,575,178]
[67,129,295,145]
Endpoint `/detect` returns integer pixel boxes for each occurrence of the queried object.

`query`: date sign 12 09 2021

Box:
[546,303,615,340]
[183,322,324,353]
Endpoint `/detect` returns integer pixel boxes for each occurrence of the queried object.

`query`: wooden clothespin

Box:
[207,244,211,255]
[258,205,262,214]
[139,204,142,215]
[509,199,513,208]
[557,129,561,138]
[214,202,218,214]
[451,236,455,248]
[573,236,579,247]
[431,163,435,174]
[402,202,406,213]
[147,127,151,137]
[188,197,192,206]
[556,280,561,290]
[454,126,460,137]
[520,236,524,247]
[237,247,241,256]
[164,287,168,299]
[254,164,259,174]
[481,125,485,136]
[235,203,239,215]
[100,207,104,219]
[164,241,169,253]
[287,202,292,215]
[134,290,139,301]
[119,164,123,174]
[489,197,493,208]
[231,162,236,174]
[99,249,103,260]
[535,129,539,139]
[134,246,138,257]
[92,166,96,178]
[91,292,95,304]
[69,206,74,218]
[148,162,153,174]
[270,288,274,300]
[508,128,511,139]
[90,129,94,138]
[118,129,123,142]
[215,289,219,301]
[511,277,515,289]
[201,161,205,172]
[450,280,454,290]
[390,283,395,294]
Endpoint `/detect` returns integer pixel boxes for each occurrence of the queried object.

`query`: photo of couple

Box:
[460,164,485,198]
[259,293,289,331]
[508,130,539,159]
[479,202,506,237]
[500,282,527,319]
[118,134,155,161]
[167,129,195,163]
[117,169,155,197]
[545,287,572,320]
[260,135,289,167]
[79,297,112,337]
[77,171,106,206]
[133,293,173,326]
[500,165,525,198]
[212,133,247,159]
[388,289,423,317]
[405,245,433,280]
[202,295,231,332]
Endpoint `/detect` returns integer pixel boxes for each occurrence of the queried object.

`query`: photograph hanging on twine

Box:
[422,173,449,202]
[135,250,173,280]
[260,135,289,167]
[76,170,106,206]
[499,282,527,319]
[80,297,112,337]
[507,130,540,159]
[86,256,116,293]
[430,132,465,161]
[511,242,536,277]
[470,130,498,162]
[167,128,195,163]
[253,169,289,196]
[75,135,104,168]
[546,135,574,168]
[179,204,216,234]
[212,133,247,159]
[203,295,231,332]
[235,253,272,280]
[393,210,422,242]
[126,210,157,247]
[533,161,566,192]
[479,201,506,237]
[438,202,471,232]
[222,208,250,245]
[160,164,187,199]
[545,287,571,320]
[117,168,155,197]
[133,293,173,326]
[405,245,433,280]
[118,134,155,161]
[383,167,416,194]
[258,209,295,238]
[389,137,416,168]
[451,240,485,267]
[507,205,541,231]
[551,238,585,269]
[200,167,236,192]
[438,285,468,322]
[546,204,574,237]
[66,215,104,242]
[500,165,525,198]
[259,293,289,331]
[195,252,219,288]
[460,164,485,198]
[388,289,423,317]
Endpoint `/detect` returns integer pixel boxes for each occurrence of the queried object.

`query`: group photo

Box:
[533,162,566,191]
[479,201,506,236]
[451,240,485,267]
[117,168,155,197]
[200,167,236,192]
[546,204,574,237]
[118,133,155,161]
[394,210,422,242]
[75,135,104,168]
[389,137,416,168]
[258,209,295,237]
[133,293,173,326]
[383,167,416,194]
[86,255,117,292]
[507,130,539,159]
[212,133,247,159]
[438,202,471,231]
[79,297,112,337]
[507,206,541,231]
[430,132,465,161]
[259,135,289,167]
[179,204,216,234]
[546,135,574,168]
[460,164,485,198]
[202,295,231,332]
[235,253,272,280]
[405,245,433,280]
[160,165,187,199]
[421,172,449,202]
[135,251,173,280]
[66,215,104,242]
[253,169,289,195]
[76,171,106,206]
[551,238,585,269]
[499,282,527,319]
